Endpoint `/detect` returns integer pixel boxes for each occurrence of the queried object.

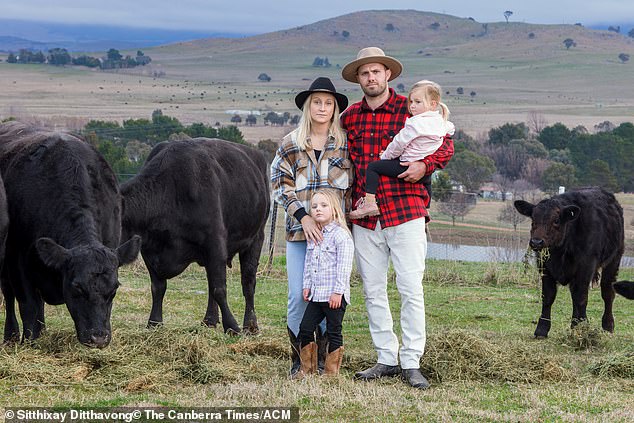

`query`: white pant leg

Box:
[352,222,399,366]
[384,218,427,369]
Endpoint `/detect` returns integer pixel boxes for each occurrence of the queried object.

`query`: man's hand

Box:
[397,161,427,183]
[303,288,310,302]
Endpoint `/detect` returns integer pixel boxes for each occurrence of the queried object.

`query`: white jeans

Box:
[353,218,427,369]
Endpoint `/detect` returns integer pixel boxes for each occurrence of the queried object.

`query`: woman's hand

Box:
[301,215,323,244]
[303,288,310,302]
[329,293,342,309]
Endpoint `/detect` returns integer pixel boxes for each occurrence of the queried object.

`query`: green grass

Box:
[1,258,633,422]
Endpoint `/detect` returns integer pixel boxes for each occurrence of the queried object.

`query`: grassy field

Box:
[1,257,633,422]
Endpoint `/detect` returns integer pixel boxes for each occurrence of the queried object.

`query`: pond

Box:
[427,242,634,268]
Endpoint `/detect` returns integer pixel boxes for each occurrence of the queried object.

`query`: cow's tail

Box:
[264,201,278,274]
[614,281,634,300]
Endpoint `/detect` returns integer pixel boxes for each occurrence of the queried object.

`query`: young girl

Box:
[295,189,354,378]
[349,80,455,219]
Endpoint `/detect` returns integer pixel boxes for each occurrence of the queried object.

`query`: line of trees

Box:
[6,48,151,69]
[82,110,245,180]
[435,120,634,200]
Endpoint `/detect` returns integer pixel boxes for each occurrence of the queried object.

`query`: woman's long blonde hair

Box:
[409,80,450,121]
[310,189,351,238]
[294,93,347,151]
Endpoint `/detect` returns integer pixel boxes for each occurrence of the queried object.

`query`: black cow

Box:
[0,122,141,347]
[0,174,8,294]
[514,187,625,338]
[614,281,634,300]
[120,138,270,334]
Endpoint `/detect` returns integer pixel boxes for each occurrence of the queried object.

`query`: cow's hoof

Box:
[225,327,241,336]
[201,319,218,328]
[147,320,164,329]
[534,335,548,340]
[242,326,260,336]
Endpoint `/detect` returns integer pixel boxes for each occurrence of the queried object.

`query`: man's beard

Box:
[361,82,387,98]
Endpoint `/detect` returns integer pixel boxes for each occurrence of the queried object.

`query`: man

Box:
[340,47,454,389]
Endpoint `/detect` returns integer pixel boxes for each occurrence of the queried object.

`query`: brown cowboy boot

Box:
[324,346,344,377]
[293,342,317,380]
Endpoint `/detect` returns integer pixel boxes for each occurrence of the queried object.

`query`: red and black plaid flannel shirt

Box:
[340,88,454,230]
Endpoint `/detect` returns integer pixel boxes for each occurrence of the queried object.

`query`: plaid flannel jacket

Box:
[341,88,454,229]
[270,130,353,241]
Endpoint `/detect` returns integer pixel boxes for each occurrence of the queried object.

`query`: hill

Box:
[1,10,633,139]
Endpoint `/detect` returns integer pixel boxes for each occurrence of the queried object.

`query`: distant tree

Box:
[107,48,122,61]
[629,28,634,38]
[541,162,577,194]
[618,53,630,63]
[528,32,536,39]
[594,120,615,132]
[438,193,476,226]
[527,111,548,134]
[445,150,496,193]
[246,114,257,126]
[574,23,583,27]
[482,23,489,34]
[258,73,271,82]
[488,122,529,146]
[7,53,17,63]
[137,50,144,57]
[582,159,619,192]
[608,25,620,33]
[431,171,453,202]
[538,122,572,150]
[72,55,100,67]
[217,125,245,144]
[47,48,72,65]
[342,30,350,38]
[430,22,440,30]
[456,87,464,95]
[504,11,513,23]
[230,114,242,124]
[312,57,324,67]
[396,83,406,93]
[498,203,527,231]
[125,140,151,163]
[385,23,395,32]
[563,38,576,49]
[470,91,477,98]
[290,114,300,125]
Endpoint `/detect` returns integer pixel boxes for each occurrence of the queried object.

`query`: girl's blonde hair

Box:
[294,93,347,151]
[409,80,450,121]
[309,189,352,238]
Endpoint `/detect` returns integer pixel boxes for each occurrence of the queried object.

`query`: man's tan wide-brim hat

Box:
[341,47,403,83]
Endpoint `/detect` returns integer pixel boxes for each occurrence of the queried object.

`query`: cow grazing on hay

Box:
[514,187,630,338]
[120,138,270,334]
[0,122,141,347]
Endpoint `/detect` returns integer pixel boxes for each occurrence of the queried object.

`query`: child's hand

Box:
[303,289,310,302]
[329,293,342,309]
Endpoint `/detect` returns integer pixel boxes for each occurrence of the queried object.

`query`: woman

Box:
[270,77,352,377]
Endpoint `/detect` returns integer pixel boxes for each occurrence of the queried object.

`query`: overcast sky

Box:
[3,0,633,33]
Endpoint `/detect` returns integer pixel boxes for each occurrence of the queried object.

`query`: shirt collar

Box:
[322,221,339,233]
[360,87,398,113]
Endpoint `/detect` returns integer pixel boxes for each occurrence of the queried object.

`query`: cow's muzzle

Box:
[529,238,545,250]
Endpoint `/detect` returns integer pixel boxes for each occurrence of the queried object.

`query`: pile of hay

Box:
[588,347,634,378]
[558,320,604,351]
[422,329,570,383]
[0,326,289,392]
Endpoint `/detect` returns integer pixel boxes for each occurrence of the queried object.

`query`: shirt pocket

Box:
[294,158,309,191]
[347,129,364,158]
[327,157,352,190]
